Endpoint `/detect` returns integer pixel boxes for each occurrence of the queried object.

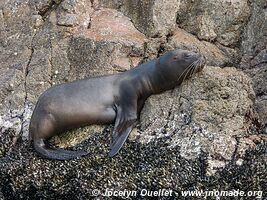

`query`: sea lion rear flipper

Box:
[109,104,137,157]
[34,138,88,160]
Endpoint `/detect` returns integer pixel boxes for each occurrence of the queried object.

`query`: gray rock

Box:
[0,0,266,198]
[177,0,250,47]
[246,64,267,128]
[239,0,267,130]
[56,0,92,27]
[240,0,267,69]
[0,66,265,199]
[164,28,238,67]
[251,49,267,68]
[132,66,255,174]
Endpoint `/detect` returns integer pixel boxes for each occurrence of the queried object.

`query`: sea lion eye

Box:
[173,56,178,60]
[185,53,190,58]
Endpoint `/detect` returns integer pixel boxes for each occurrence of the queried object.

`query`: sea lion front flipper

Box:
[109,104,137,157]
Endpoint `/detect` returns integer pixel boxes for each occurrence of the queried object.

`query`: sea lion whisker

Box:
[182,62,196,86]
[190,62,199,80]
[188,65,195,78]
[180,65,194,92]
[178,61,195,83]
[190,66,197,87]
[188,60,199,77]
[189,60,200,76]
[177,62,194,82]
[193,60,201,78]
[185,65,196,86]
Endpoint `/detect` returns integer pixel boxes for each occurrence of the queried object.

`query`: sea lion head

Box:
[157,49,206,84]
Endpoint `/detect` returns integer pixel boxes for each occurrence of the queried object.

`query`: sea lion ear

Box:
[173,56,178,60]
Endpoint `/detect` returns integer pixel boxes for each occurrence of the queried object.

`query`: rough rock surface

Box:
[0,0,266,199]
[69,8,147,78]
[246,65,267,132]
[240,0,267,131]
[240,0,267,69]
[164,28,238,67]
[0,67,265,199]
[98,0,179,37]
[177,0,250,47]
[135,67,255,164]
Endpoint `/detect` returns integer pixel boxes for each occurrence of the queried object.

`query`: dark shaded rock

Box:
[246,64,267,129]
[239,0,267,132]
[240,0,267,69]
[0,131,266,199]
[250,49,267,68]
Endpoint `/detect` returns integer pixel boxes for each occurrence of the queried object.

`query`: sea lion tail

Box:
[33,138,88,160]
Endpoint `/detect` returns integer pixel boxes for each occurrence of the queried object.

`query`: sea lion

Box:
[29,49,206,160]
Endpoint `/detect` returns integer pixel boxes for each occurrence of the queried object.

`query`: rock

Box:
[246,64,267,128]
[239,0,267,130]
[0,66,266,199]
[33,0,56,16]
[165,28,238,67]
[98,0,178,37]
[0,0,37,144]
[0,0,266,199]
[132,66,256,173]
[240,0,267,69]
[51,125,106,149]
[56,0,92,27]
[250,49,267,68]
[0,0,35,112]
[26,6,146,102]
[255,100,267,127]
[177,0,250,47]
[68,8,147,79]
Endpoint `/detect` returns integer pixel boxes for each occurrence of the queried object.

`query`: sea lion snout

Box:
[186,51,206,69]
[186,51,202,60]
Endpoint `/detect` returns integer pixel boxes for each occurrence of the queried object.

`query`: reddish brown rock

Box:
[98,0,178,37]
[75,8,146,48]
[68,8,147,79]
